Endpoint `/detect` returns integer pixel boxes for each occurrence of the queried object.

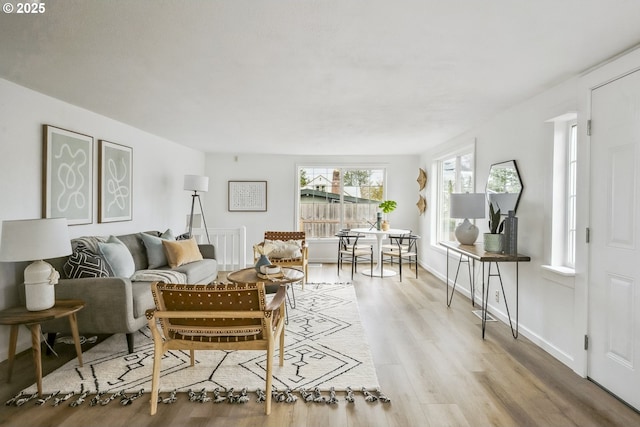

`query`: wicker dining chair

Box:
[381,234,420,282]
[336,230,373,279]
[146,281,287,415]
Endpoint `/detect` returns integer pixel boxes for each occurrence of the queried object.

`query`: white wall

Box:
[418,78,580,368]
[203,153,421,265]
[0,78,206,360]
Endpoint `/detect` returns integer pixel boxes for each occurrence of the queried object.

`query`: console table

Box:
[440,241,530,339]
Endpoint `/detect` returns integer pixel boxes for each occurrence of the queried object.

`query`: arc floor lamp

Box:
[184,174,211,244]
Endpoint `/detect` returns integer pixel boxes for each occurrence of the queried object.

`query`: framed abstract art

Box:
[43,125,93,225]
[98,140,133,223]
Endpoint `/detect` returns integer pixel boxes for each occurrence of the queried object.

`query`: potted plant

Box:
[378,200,397,231]
[484,202,504,253]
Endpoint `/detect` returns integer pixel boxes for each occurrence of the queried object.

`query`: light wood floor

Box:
[1,264,639,427]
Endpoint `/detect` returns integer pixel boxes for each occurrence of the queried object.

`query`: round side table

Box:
[0,299,85,396]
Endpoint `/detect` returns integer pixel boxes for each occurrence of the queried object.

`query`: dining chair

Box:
[336,231,373,279]
[381,234,420,281]
[146,281,287,415]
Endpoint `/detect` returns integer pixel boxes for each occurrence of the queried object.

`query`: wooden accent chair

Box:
[381,234,420,282]
[146,282,287,415]
[255,231,308,287]
[336,230,373,279]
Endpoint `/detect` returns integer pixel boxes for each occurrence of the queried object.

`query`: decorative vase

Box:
[376,212,382,230]
[503,210,518,255]
[255,254,272,273]
[483,233,504,253]
[381,220,390,231]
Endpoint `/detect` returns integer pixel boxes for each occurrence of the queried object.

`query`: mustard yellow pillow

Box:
[162,238,203,268]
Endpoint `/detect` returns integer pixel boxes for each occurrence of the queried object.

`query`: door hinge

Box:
[584,335,589,350]
[587,119,592,136]
[586,227,590,243]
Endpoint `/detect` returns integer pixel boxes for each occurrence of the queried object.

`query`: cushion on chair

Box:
[98,235,136,278]
[265,239,302,259]
[140,229,175,268]
[162,238,203,268]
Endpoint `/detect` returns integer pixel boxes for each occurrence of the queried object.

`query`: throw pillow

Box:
[140,229,175,269]
[98,235,136,278]
[63,247,112,279]
[162,238,203,268]
[265,239,303,259]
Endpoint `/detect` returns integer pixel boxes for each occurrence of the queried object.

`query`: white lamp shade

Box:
[184,175,209,192]
[450,193,486,219]
[0,218,72,262]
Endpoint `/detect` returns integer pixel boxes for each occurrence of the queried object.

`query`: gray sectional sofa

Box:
[23,230,218,353]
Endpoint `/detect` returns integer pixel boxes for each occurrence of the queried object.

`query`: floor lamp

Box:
[184,174,211,244]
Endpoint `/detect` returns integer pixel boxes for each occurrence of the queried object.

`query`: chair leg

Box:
[150,344,163,415]
[126,333,134,354]
[399,256,403,282]
[265,343,274,415]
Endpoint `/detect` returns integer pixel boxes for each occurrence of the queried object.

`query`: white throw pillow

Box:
[265,239,302,259]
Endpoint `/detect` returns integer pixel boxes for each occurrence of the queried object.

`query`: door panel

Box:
[588,68,640,410]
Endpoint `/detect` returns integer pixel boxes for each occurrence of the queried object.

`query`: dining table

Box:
[350,227,412,277]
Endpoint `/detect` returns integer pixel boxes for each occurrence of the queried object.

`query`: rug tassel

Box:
[345,386,355,403]
[299,388,313,403]
[15,392,38,407]
[312,387,326,403]
[99,390,124,406]
[361,387,378,403]
[236,388,249,404]
[376,387,391,403]
[120,389,144,406]
[226,387,238,403]
[53,391,75,407]
[6,391,28,406]
[197,389,211,403]
[284,388,297,403]
[212,388,226,403]
[161,389,178,404]
[35,391,59,406]
[255,389,266,403]
[327,387,338,405]
[69,391,88,407]
[90,391,107,406]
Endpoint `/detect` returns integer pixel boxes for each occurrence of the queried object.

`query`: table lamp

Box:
[450,193,486,245]
[0,218,72,311]
[184,174,211,244]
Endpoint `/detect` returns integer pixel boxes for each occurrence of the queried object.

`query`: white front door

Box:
[588,68,640,410]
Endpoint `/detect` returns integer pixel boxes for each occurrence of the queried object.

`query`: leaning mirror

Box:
[485,160,523,214]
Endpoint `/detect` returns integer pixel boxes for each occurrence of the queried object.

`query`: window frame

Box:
[296,164,388,239]
[431,143,476,246]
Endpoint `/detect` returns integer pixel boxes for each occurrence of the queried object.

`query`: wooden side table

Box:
[0,299,85,396]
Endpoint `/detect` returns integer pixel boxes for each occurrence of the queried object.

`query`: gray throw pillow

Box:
[98,235,135,278]
[140,229,175,269]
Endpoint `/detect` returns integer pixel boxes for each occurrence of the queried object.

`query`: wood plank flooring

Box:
[1,264,639,426]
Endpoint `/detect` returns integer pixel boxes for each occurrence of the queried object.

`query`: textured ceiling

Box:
[1,0,640,155]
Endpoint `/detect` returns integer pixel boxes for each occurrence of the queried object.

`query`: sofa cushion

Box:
[63,247,112,279]
[98,235,136,278]
[162,238,203,268]
[172,258,218,284]
[265,239,303,259]
[116,233,149,272]
[139,229,175,268]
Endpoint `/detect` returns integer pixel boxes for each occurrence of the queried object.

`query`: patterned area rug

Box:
[22,283,379,395]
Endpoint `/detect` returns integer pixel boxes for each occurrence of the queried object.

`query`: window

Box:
[434,146,475,244]
[298,166,385,238]
[548,113,577,269]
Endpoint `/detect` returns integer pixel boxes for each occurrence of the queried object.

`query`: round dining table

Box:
[350,227,411,277]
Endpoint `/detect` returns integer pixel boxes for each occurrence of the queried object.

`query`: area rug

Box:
[22,283,379,395]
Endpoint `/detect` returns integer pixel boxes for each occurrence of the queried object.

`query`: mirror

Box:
[485,160,523,214]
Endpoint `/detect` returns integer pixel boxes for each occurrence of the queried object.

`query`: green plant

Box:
[378,200,397,214]
[488,202,504,234]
